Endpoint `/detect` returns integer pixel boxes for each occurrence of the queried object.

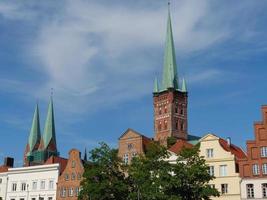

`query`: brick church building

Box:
[118,6,199,164]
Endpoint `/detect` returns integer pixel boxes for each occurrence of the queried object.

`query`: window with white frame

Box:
[221,184,228,194]
[252,164,260,175]
[40,180,45,189]
[208,166,215,176]
[123,154,129,164]
[48,197,52,200]
[0,178,2,184]
[261,147,267,157]
[247,184,254,198]
[12,183,17,191]
[206,149,214,158]
[75,187,79,196]
[69,187,74,197]
[209,184,215,189]
[219,165,227,176]
[21,183,26,191]
[262,183,267,198]
[263,164,267,175]
[61,187,66,197]
[32,181,37,190]
[49,180,54,189]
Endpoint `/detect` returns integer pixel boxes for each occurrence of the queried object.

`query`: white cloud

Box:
[24,0,233,114]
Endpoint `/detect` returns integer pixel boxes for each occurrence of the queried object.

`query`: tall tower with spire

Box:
[153,4,188,145]
[24,98,59,166]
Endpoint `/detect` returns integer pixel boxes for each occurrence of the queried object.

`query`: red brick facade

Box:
[153,89,188,145]
[239,105,267,178]
[57,149,84,200]
[118,129,152,164]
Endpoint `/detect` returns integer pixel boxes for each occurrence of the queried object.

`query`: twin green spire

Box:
[154,4,187,93]
[28,98,56,152]
[28,104,41,152]
[43,97,56,149]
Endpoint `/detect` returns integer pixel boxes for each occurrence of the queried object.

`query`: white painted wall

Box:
[241,178,267,200]
[0,172,8,200]
[6,164,59,200]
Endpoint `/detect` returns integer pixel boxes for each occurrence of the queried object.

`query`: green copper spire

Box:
[43,97,57,149]
[181,78,187,92]
[161,4,178,91]
[154,77,159,93]
[28,104,41,152]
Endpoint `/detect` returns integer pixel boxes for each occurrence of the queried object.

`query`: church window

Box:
[180,107,184,115]
[180,122,184,131]
[158,122,162,131]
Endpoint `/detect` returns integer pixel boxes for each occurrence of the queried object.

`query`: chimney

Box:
[4,157,14,168]
[226,137,231,147]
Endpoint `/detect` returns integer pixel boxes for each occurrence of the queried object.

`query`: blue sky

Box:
[0,0,267,166]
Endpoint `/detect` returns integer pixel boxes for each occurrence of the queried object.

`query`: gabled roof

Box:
[168,139,193,154]
[219,138,247,159]
[200,133,247,159]
[119,128,151,140]
[45,155,68,174]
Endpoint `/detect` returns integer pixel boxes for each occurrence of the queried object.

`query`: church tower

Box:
[153,5,188,145]
[24,98,59,166]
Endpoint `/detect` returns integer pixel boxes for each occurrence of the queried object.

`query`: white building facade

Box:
[0,170,8,200]
[240,178,267,200]
[5,164,59,200]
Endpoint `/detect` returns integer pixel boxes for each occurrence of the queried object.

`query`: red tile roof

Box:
[219,138,247,159]
[168,139,193,154]
[45,156,68,174]
[0,166,9,173]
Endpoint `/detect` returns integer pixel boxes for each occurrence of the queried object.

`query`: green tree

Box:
[79,142,130,200]
[128,142,172,200]
[167,136,177,148]
[165,145,220,200]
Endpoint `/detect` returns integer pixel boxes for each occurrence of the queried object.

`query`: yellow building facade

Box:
[199,134,246,200]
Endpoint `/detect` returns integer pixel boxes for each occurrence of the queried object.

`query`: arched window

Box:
[159,107,162,115]
[164,106,167,113]
[164,121,167,130]
[158,121,162,131]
